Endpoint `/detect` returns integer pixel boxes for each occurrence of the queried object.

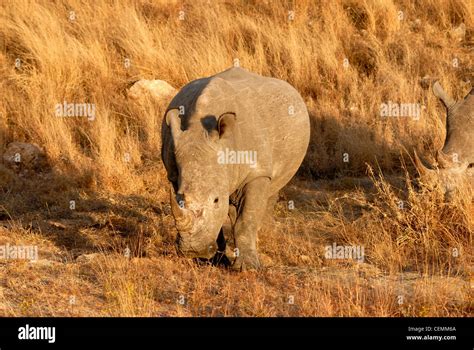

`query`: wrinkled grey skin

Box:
[415,81,474,200]
[161,67,310,270]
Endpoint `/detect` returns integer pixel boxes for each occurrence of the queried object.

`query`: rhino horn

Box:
[169,185,193,232]
[414,150,433,176]
[432,81,455,109]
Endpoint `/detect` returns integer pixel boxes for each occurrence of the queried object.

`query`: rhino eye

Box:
[214,197,219,204]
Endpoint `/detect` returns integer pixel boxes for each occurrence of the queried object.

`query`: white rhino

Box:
[161,67,310,270]
[415,81,474,200]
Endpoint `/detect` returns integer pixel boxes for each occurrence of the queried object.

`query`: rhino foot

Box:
[231,251,261,271]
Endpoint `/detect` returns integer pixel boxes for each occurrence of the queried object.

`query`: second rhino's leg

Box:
[232,176,270,271]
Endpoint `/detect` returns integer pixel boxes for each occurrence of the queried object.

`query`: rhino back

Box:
[212,68,310,194]
[162,67,310,195]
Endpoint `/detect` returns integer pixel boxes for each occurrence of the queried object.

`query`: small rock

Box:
[450,23,466,42]
[2,142,48,173]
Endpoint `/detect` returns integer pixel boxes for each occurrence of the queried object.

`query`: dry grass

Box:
[0,0,472,316]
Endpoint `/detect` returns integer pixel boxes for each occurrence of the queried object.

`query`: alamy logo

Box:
[18,324,55,343]
[217,148,257,168]
[0,243,38,261]
[325,243,364,263]
[380,101,421,120]
[55,101,96,121]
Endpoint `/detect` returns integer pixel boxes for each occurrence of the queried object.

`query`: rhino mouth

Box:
[175,236,218,259]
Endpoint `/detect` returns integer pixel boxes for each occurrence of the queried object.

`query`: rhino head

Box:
[415,81,474,200]
[165,108,236,259]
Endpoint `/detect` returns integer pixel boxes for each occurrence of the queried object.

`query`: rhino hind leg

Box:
[231,176,271,271]
[266,192,279,218]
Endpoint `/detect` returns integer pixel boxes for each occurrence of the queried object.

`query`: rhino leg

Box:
[209,228,231,267]
[232,177,270,271]
[221,204,237,262]
[266,193,279,216]
[228,203,237,227]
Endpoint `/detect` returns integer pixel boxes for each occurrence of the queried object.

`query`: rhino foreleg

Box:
[232,176,270,271]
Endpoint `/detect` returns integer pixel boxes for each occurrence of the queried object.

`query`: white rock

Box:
[128,79,177,104]
[450,23,466,42]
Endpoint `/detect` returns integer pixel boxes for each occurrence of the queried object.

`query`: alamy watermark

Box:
[325,243,364,263]
[55,101,96,121]
[18,324,55,343]
[0,243,38,261]
[380,101,421,120]
[217,148,257,168]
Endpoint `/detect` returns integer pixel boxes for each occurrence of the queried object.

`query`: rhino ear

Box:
[217,112,236,139]
[165,109,183,145]
[433,81,455,109]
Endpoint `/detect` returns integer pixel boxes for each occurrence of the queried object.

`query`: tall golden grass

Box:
[1,0,473,187]
[0,0,472,316]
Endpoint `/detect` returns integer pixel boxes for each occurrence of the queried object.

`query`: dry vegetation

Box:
[0,0,473,316]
